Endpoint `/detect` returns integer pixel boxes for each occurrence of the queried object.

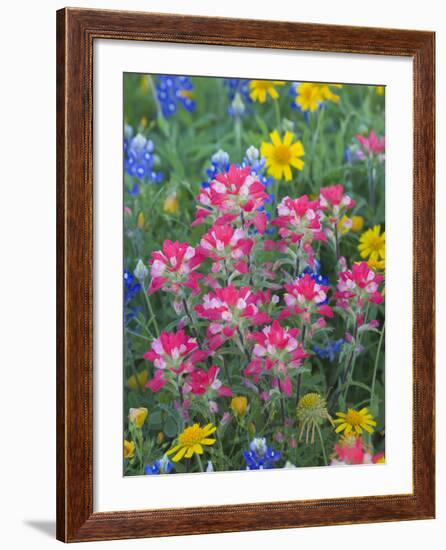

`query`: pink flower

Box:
[335,261,384,309]
[144,330,206,392]
[245,321,308,396]
[193,165,269,227]
[319,184,355,223]
[148,240,204,295]
[198,224,254,275]
[195,286,272,348]
[355,130,385,156]
[183,365,232,398]
[280,273,333,321]
[272,195,326,244]
[333,436,366,465]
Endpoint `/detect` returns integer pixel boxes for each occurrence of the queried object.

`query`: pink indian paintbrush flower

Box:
[355,130,385,156]
[148,240,205,295]
[335,261,384,309]
[244,321,309,396]
[279,273,333,322]
[144,330,207,392]
[183,365,232,398]
[319,184,356,223]
[192,164,269,232]
[198,223,254,275]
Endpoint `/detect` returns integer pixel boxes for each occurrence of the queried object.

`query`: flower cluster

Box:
[156,75,196,117]
[124,127,163,188]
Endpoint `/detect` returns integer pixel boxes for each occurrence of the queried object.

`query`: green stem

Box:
[235,116,242,157]
[274,99,282,132]
[196,453,204,472]
[142,286,160,337]
[316,424,328,466]
[370,322,385,411]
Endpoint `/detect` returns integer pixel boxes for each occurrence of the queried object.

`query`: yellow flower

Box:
[137,211,145,229]
[166,423,217,462]
[156,432,165,445]
[296,392,332,443]
[351,215,364,233]
[260,130,304,181]
[368,249,386,271]
[231,396,248,417]
[140,75,149,94]
[164,192,179,214]
[375,453,385,464]
[294,83,342,111]
[337,215,353,235]
[124,439,135,459]
[375,86,385,96]
[128,407,148,428]
[249,80,285,103]
[127,370,148,391]
[358,225,385,263]
[333,407,377,435]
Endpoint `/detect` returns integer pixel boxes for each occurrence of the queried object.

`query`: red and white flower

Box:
[335,261,384,309]
[319,184,355,223]
[280,273,333,322]
[198,223,254,275]
[244,321,309,396]
[183,365,232,398]
[193,165,269,231]
[144,330,206,392]
[148,240,204,295]
[355,130,385,156]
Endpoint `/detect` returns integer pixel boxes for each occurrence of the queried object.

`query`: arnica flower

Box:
[128,407,148,428]
[166,423,217,462]
[296,393,332,444]
[148,240,205,295]
[333,407,377,436]
[231,396,248,417]
[127,370,148,391]
[355,130,385,156]
[183,365,232,398]
[280,273,333,322]
[194,286,272,349]
[245,321,309,396]
[155,75,196,117]
[144,455,173,475]
[358,225,385,265]
[292,82,343,112]
[164,192,179,214]
[243,437,281,470]
[335,261,384,308]
[249,80,285,103]
[124,131,163,184]
[260,130,305,181]
[313,339,344,362]
[198,223,254,276]
[144,330,206,392]
[124,439,135,459]
[194,165,269,232]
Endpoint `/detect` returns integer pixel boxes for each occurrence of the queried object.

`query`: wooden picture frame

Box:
[56,7,435,542]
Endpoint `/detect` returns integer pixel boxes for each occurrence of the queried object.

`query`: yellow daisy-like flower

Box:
[164,192,179,214]
[333,408,377,435]
[351,215,364,233]
[295,83,343,111]
[368,248,386,271]
[231,396,248,417]
[124,439,135,459]
[375,86,385,96]
[166,423,217,462]
[249,80,285,103]
[260,130,305,181]
[127,370,148,391]
[358,225,385,262]
[128,407,148,428]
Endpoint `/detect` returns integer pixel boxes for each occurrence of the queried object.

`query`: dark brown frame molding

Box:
[56,7,435,542]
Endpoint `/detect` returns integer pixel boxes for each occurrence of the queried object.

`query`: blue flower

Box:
[124,130,163,187]
[144,456,173,475]
[313,339,345,362]
[224,79,251,116]
[243,438,281,470]
[124,269,142,324]
[156,75,196,117]
[302,260,329,286]
[202,149,231,186]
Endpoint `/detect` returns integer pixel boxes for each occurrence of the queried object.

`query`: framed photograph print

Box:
[56,8,435,542]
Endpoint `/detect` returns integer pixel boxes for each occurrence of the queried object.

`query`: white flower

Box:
[134,259,148,281]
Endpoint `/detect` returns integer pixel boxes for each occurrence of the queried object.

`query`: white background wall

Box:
[1,0,444,547]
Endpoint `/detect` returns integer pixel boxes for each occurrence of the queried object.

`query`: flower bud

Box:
[134,259,148,281]
[128,407,148,428]
[231,396,248,417]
